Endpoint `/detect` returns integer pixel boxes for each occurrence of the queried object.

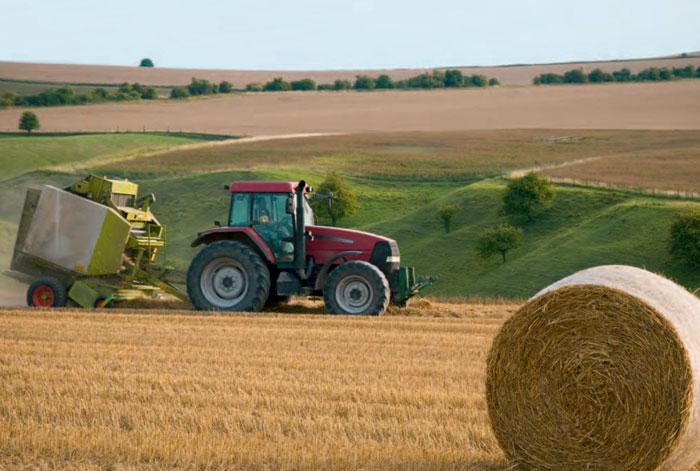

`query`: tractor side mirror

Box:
[286,195,295,214]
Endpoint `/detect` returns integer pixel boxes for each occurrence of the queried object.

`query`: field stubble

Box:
[0,300,514,469]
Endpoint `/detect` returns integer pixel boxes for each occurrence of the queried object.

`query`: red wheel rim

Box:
[32,285,55,307]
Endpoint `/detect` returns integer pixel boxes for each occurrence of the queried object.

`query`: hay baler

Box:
[10,175,185,308]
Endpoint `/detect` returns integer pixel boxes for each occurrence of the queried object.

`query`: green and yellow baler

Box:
[10,175,185,308]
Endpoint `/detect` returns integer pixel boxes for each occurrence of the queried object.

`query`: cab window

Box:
[229,193,250,226]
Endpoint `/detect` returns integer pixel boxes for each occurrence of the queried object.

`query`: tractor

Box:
[187,180,430,315]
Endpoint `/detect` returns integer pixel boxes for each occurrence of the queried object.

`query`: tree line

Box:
[244,70,499,92]
[534,64,700,85]
[1,82,159,108]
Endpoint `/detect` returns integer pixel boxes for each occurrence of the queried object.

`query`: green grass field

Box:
[0,78,172,97]
[1,130,698,299]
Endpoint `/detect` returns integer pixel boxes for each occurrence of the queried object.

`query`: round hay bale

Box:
[486,265,700,470]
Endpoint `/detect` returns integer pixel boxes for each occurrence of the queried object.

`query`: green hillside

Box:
[1,131,698,299]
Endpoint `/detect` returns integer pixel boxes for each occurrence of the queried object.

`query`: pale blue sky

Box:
[1,0,698,70]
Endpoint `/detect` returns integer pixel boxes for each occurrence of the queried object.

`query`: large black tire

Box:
[27,277,68,308]
[323,261,390,315]
[187,240,270,312]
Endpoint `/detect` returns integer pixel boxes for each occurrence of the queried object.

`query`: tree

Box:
[18,111,39,133]
[188,77,217,95]
[353,75,376,90]
[477,224,523,264]
[170,87,190,99]
[263,77,290,91]
[139,58,154,67]
[311,172,359,226]
[488,78,500,86]
[669,210,700,267]
[218,81,233,93]
[502,172,555,222]
[437,204,460,233]
[468,75,488,87]
[290,78,317,91]
[246,82,264,92]
[375,74,394,89]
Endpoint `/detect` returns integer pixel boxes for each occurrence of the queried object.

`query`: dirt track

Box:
[1,81,698,135]
[2,55,699,86]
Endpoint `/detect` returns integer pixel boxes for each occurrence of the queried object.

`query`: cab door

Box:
[250,193,295,262]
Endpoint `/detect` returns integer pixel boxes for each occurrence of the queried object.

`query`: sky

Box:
[1,0,698,70]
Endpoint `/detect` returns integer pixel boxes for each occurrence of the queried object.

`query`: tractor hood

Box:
[305,225,399,266]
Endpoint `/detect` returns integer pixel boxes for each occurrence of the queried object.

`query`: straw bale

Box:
[486,265,700,470]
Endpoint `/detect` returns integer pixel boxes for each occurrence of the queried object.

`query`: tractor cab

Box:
[187,180,431,315]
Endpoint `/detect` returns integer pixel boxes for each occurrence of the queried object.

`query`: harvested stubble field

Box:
[1,55,699,86]
[1,81,699,135]
[0,301,515,470]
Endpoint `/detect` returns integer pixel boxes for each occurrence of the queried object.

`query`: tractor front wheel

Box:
[323,261,390,315]
[27,278,68,308]
[187,240,270,312]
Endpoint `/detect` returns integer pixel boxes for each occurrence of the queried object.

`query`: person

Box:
[254,196,271,223]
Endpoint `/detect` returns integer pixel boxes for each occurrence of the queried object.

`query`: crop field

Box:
[1,81,699,136]
[1,54,699,86]
[0,302,514,469]
[542,146,700,194]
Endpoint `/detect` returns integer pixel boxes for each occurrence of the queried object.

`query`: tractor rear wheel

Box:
[187,240,270,312]
[27,277,68,308]
[323,261,390,315]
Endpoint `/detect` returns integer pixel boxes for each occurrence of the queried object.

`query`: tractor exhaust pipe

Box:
[294,180,307,280]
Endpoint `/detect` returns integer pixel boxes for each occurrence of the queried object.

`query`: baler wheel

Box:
[323,261,390,315]
[27,278,68,308]
[187,240,270,312]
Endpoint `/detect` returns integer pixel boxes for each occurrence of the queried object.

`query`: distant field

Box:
[0,78,172,97]
[0,305,512,469]
[0,132,230,182]
[104,129,700,188]
[1,81,699,135]
[1,54,699,86]
[542,146,700,194]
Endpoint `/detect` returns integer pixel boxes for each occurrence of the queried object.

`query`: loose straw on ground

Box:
[486,265,700,470]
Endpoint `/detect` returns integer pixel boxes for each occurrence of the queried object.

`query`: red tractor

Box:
[187,180,429,315]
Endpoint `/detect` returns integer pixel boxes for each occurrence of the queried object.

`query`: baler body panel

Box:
[19,185,130,275]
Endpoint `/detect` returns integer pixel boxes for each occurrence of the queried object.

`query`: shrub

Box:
[563,68,587,83]
[246,83,264,92]
[188,77,217,96]
[488,78,500,86]
[317,83,334,90]
[263,77,290,91]
[170,87,190,99]
[669,210,700,267]
[19,111,39,133]
[502,172,555,222]
[0,92,18,108]
[353,75,376,90]
[140,87,158,99]
[311,172,359,226]
[139,58,154,67]
[468,75,488,87]
[218,81,233,93]
[375,74,394,89]
[290,78,316,91]
[534,73,565,85]
[588,68,614,83]
[612,68,633,82]
[437,204,460,233]
[333,79,352,90]
[407,73,439,89]
[672,66,695,79]
[659,68,673,81]
[476,224,523,264]
[444,70,464,88]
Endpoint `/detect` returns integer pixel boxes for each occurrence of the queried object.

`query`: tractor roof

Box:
[227,181,309,193]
